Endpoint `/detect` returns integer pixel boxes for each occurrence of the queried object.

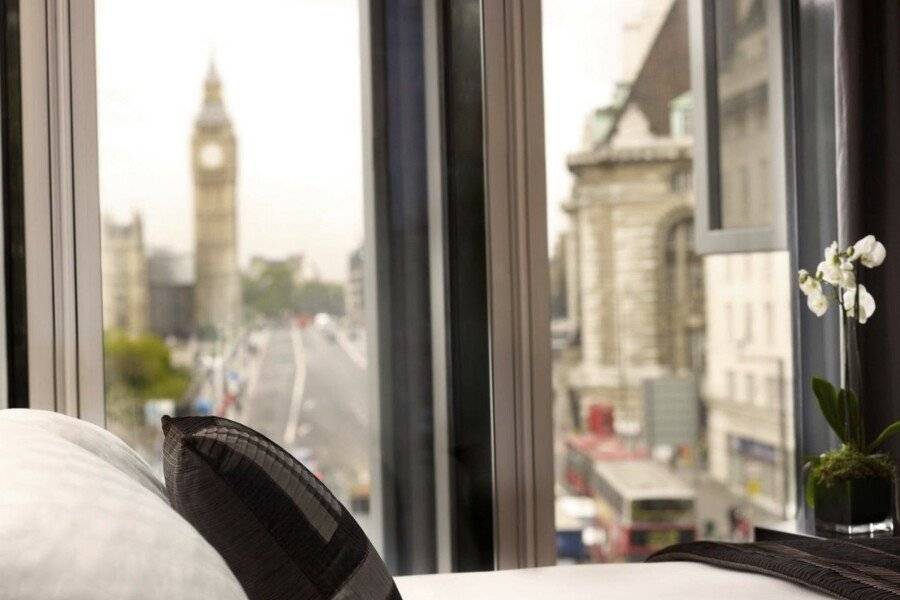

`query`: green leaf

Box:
[867,421,900,454]
[804,467,817,507]
[812,377,847,443]
[803,455,821,508]
[840,388,862,449]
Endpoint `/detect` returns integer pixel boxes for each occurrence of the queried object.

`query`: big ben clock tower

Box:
[192,61,240,339]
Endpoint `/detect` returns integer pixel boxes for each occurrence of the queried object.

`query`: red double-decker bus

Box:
[584,460,696,562]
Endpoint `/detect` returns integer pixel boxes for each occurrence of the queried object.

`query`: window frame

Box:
[17,0,103,422]
[13,0,843,568]
[481,0,555,569]
[689,0,792,255]
[19,0,555,572]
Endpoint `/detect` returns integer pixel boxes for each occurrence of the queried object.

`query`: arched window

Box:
[660,217,705,373]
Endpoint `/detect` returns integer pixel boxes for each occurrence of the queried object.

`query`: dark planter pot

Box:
[814,476,894,534]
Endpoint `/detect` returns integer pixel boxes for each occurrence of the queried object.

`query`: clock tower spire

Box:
[192,59,240,340]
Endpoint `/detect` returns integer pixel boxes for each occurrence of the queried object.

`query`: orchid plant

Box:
[798,235,900,505]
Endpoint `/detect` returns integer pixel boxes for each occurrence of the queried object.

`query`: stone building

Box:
[148,249,195,340]
[346,246,364,328]
[101,214,148,336]
[193,61,241,341]
[561,0,701,435]
[556,0,794,516]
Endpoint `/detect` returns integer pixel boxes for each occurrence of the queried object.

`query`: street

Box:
[239,324,370,510]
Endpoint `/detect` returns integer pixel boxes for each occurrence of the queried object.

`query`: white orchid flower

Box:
[851,235,886,268]
[806,290,829,317]
[843,284,876,324]
[816,258,855,289]
[798,269,821,296]
[825,241,840,262]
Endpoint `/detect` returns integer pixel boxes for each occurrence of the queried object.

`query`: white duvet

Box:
[396,562,829,599]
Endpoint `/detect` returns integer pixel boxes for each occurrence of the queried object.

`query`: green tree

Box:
[242,262,346,318]
[104,331,191,425]
[242,262,297,318]
[295,280,345,316]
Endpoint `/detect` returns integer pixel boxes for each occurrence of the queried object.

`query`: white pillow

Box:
[0,409,249,600]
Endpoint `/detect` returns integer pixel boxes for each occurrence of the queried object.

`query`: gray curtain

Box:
[835,0,900,461]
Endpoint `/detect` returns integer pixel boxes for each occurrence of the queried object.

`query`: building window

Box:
[744,303,753,344]
[670,168,692,193]
[661,217,705,372]
[764,301,774,344]
[692,0,790,253]
[745,373,756,404]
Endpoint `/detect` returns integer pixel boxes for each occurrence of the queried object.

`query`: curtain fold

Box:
[835,0,900,462]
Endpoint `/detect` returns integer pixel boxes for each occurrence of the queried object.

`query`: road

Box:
[240,324,369,508]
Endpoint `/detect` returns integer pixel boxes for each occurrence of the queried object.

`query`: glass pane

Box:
[96,0,444,572]
[714,0,773,229]
[543,0,795,564]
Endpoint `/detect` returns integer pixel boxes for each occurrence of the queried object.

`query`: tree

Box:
[104,331,191,425]
[295,280,345,316]
[242,262,346,318]
[242,262,296,318]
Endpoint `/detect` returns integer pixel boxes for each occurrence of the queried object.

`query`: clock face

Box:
[200,142,224,169]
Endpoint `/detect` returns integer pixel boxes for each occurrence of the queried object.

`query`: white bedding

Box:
[0,409,249,600]
[396,562,829,599]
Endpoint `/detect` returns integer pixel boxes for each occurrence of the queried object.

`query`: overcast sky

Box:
[97,0,631,281]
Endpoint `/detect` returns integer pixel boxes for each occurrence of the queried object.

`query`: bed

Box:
[0,410,880,600]
[396,562,827,599]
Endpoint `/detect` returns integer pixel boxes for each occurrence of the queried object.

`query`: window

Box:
[97,0,383,546]
[744,373,756,404]
[544,0,796,563]
[91,0,498,575]
[764,301,774,344]
[691,0,790,253]
[744,303,753,343]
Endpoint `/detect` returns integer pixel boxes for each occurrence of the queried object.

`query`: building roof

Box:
[592,459,695,500]
[568,0,690,172]
[567,139,691,170]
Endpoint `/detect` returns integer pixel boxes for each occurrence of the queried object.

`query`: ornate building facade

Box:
[556,0,794,516]
[561,0,701,435]
[101,214,149,336]
[193,62,241,340]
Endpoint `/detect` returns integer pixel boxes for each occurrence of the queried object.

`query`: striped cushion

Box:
[162,415,401,600]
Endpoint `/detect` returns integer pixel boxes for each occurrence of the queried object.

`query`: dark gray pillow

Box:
[162,415,401,600]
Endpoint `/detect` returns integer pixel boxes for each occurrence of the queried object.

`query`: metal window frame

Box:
[787,0,841,527]
[481,0,555,569]
[0,0,14,410]
[27,0,556,572]
[18,0,103,422]
[690,0,791,254]
[2,0,28,409]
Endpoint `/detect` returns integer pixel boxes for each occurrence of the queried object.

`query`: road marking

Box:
[284,326,308,446]
[336,330,367,370]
